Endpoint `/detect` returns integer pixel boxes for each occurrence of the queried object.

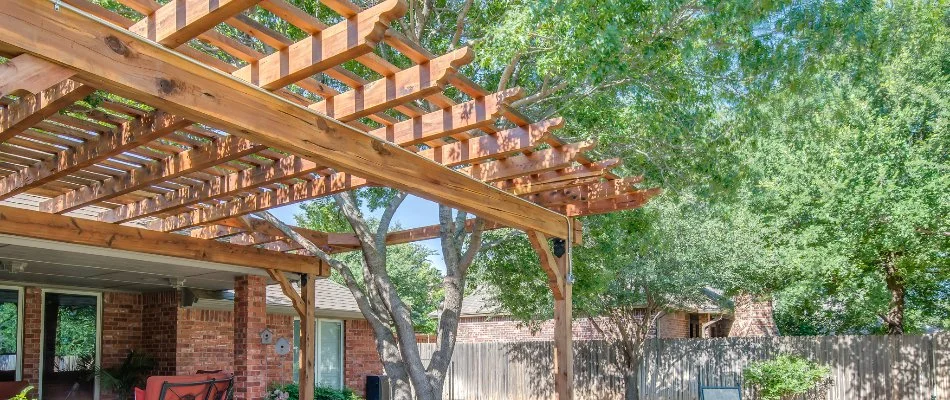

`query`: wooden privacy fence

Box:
[419,334,950,400]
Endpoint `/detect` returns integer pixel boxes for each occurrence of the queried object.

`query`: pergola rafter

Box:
[0,0,663,398]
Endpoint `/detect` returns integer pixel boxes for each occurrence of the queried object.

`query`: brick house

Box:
[453,291,734,343]
[0,233,383,400]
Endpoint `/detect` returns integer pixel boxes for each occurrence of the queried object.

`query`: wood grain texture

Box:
[0,204,319,273]
[0,110,189,200]
[0,0,570,238]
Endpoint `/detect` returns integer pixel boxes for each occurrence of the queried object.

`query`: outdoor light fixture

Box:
[552,238,566,258]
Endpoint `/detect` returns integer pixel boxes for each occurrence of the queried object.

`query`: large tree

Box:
[729,0,950,335]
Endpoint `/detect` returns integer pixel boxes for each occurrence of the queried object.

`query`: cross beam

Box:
[0,0,571,238]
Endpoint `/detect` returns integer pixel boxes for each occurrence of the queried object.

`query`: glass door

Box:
[316,320,343,389]
[0,288,20,382]
[41,292,99,400]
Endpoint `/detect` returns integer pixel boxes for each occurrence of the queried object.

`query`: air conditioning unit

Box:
[365,375,390,400]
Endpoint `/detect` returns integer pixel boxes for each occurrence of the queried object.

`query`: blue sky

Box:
[268,195,448,271]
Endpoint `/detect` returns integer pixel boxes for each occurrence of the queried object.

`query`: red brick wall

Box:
[657,311,690,338]
[455,315,602,343]
[454,312,700,343]
[176,308,233,375]
[264,313,295,385]
[729,294,779,337]
[233,276,267,400]
[21,287,42,388]
[343,320,382,395]
[142,291,179,376]
[100,292,144,369]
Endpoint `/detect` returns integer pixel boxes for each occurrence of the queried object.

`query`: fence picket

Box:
[419,334,946,399]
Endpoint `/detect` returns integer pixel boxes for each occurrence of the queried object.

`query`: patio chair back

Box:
[136,373,233,400]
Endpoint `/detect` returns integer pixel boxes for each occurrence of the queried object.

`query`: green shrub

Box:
[743,354,830,400]
[8,386,34,400]
[267,383,362,400]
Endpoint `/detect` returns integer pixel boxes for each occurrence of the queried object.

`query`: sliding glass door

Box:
[0,288,21,382]
[41,292,99,400]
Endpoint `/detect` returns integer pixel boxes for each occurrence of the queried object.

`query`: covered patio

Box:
[0,0,658,399]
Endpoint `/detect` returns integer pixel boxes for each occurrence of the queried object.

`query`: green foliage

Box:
[96,351,157,400]
[0,302,16,355]
[267,383,362,400]
[8,386,34,400]
[743,355,831,400]
[733,0,950,333]
[55,305,97,357]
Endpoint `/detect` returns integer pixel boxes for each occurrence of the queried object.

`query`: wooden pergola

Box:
[0,0,659,399]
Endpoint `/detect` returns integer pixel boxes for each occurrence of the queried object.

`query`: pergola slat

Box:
[232,0,406,90]
[370,88,521,145]
[129,0,262,47]
[0,110,189,200]
[309,47,474,121]
[419,118,563,167]
[468,141,596,182]
[559,188,662,217]
[529,176,646,205]
[39,135,266,213]
[0,79,96,142]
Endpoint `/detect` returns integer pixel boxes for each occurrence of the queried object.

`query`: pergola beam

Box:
[0,0,571,238]
[0,204,324,274]
[97,88,530,223]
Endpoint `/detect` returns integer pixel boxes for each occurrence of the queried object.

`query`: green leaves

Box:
[743,354,831,400]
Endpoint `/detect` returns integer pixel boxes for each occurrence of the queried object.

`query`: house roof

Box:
[215,279,363,320]
[265,280,361,317]
[456,287,731,318]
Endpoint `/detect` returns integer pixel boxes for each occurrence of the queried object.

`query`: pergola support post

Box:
[553,247,573,400]
[266,268,317,400]
[527,229,575,400]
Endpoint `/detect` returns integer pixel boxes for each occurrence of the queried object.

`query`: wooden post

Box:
[528,229,574,400]
[553,238,574,400]
[266,267,317,400]
[299,271,317,400]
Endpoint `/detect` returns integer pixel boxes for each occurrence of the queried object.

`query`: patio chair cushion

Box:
[135,372,232,400]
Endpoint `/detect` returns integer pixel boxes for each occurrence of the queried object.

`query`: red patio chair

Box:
[134,372,232,400]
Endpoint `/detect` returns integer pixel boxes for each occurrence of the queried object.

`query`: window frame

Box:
[0,285,24,381]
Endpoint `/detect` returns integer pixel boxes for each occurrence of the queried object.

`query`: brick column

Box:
[234,275,267,400]
[21,287,42,387]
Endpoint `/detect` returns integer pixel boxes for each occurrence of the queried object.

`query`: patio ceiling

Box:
[0,233,264,292]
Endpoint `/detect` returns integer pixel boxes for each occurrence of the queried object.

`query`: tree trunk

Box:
[883,254,905,335]
[624,368,640,400]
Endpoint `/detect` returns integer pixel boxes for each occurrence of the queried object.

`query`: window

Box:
[688,313,701,338]
[0,288,21,381]
[292,319,345,390]
[317,320,343,389]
